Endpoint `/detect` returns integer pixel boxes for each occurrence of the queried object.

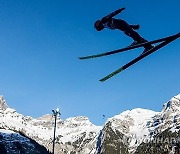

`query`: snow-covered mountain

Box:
[0,94,180,154]
[97,94,180,154]
[0,96,102,154]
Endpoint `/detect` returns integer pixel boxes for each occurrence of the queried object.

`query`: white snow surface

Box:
[0,128,16,134]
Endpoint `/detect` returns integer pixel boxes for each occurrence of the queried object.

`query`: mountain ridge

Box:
[0,94,179,153]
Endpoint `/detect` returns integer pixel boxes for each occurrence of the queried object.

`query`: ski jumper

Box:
[95,8,153,51]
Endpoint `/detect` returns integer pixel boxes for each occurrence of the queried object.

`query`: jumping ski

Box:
[99,33,180,82]
[79,33,180,60]
[79,32,180,82]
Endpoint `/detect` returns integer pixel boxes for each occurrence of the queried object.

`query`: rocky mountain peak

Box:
[107,108,158,134]
[0,96,8,110]
[37,114,54,121]
[64,116,95,128]
[162,94,180,113]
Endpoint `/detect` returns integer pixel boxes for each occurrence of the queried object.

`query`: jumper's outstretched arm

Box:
[101,8,125,23]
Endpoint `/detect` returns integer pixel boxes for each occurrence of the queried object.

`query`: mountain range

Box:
[0,94,179,154]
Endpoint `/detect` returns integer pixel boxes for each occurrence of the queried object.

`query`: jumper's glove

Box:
[120,7,125,11]
[103,7,126,22]
[114,7,125,15]
[131,24,140,30]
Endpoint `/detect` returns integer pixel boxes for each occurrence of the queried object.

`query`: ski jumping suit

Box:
[95,8,153,51]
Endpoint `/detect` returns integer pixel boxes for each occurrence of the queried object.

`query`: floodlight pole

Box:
[52,108,60,154]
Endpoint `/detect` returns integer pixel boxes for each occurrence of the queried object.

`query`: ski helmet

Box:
[94,20,104,31]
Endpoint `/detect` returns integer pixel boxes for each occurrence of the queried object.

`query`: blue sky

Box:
[0,0,180,125]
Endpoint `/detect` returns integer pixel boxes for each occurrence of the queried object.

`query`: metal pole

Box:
[52,108,60,154]
[52,113,57,154]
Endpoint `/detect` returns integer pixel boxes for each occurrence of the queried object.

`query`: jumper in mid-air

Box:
[79,8,180,82]
[94,8,153,54]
